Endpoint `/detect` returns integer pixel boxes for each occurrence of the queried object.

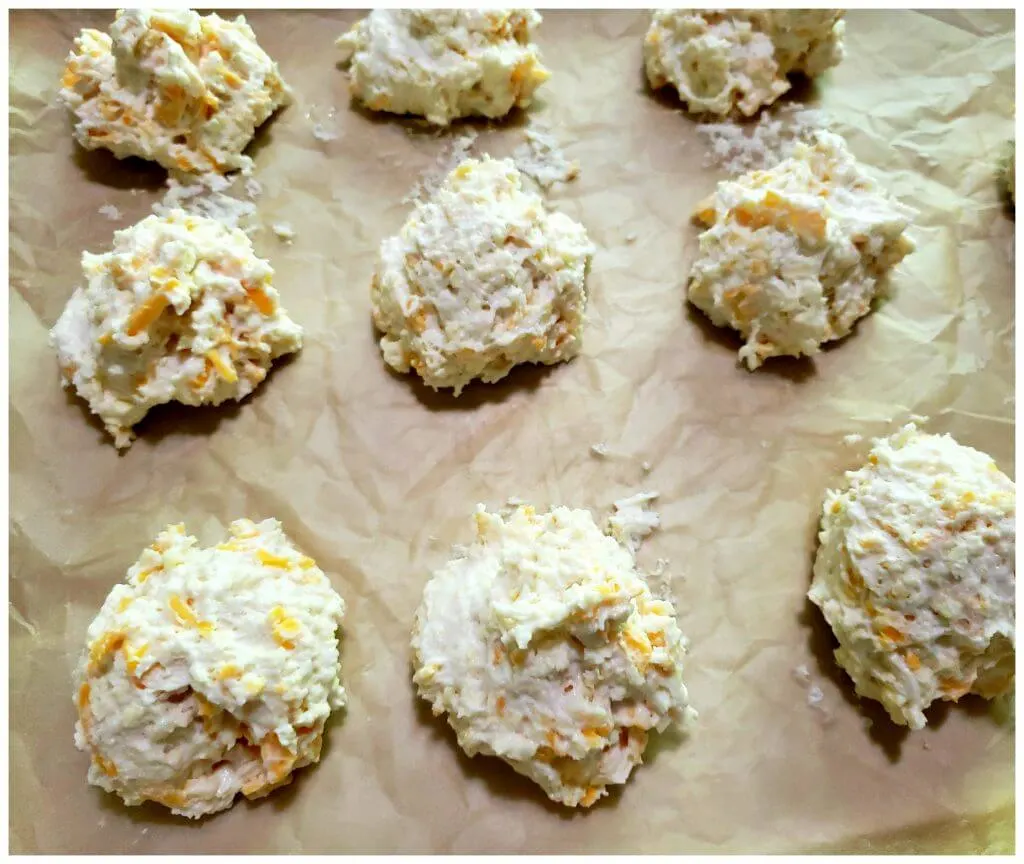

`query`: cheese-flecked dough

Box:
[644,10,845,117]
[50,210,302,448]
[688,131,915,369]
[412,504,696,808]
[337,9,549,126]
[74,519,346,818]
[371,156,594,394]
[809,425,1015,730]
[59,9,290,174]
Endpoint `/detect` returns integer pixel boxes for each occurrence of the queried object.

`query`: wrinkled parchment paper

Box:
[9,9,1015,854]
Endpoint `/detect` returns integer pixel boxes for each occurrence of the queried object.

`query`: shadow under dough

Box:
[683,304,818,384]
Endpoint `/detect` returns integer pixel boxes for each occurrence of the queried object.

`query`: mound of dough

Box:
[644,10,845,117]
[74,519,346,818]
[412,503,696,808]
[50,210,302,448]
[688,131,915,369]
[809,425,1015,730]
[58,9,290,174]
[371,155,593,394]
[337,9,549,126]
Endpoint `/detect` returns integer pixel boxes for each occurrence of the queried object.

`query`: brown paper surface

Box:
[9,9,1015,854]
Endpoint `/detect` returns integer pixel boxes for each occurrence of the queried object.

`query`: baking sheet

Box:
[9,9,1015,854]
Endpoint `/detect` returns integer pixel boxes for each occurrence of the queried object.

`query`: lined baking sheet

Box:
[9,9,1014,853]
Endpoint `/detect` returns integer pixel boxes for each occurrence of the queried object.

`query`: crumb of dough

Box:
[697,104,828,174]
[590,443,609,458]
[688,131,916,370]
[371,155,594,394]
[337,9,549,126]
[98,204,123,221]
[644,10,845,117]
[154,172,257,234]
[244,177,263,200]
[49,210,302,448]
[271,222,295,244]
[58,9,290,175]
[404,131,479,205]
[73,519,345,819]
[843,433,863,446]
[411,503,696,808]
[641,461,652,473]
[607,491,661,553]
[513,128,580,190]
[808,423,1015,730]
[307,104,340,142]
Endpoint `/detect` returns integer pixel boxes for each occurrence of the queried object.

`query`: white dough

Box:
[644,10,845,117]
[412,503,696,808]
[59,9,290,174]
[371,155,594,394]
[688,131,915,369]
[337,9,549,126]
[74,519,346,818]
[50,210,302,448]
[809,424,1015,730]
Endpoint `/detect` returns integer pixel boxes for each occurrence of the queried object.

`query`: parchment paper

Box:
[9,9,1015,854]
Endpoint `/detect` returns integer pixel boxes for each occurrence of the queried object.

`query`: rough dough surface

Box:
[809,425,1015,730]
[644,10,845,117]
[50,210,303,448]
[74,519,346,818]
[371,155,593,394]
[59,9,290,174]
[337,9,549,126]
[688,131,915,369]
[411,503,696,808]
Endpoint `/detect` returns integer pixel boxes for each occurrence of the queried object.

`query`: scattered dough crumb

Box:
[808,423,1015,730]
[689,131,916,369]
[590,443,609,458]
[403,131,479,205]
[842,433,863,445]
[641,461,652,473]
[697,104,828,174]
[58,9,291,175]
[513,128,580,190]
[154,172,257,235]
[625,233,638,244]
[607,491,660,553]
[73,518,345,818]
[271,222,296,244]
[644,10,845,117]
[97,204,123,221]
[243,177,263,200]
[307,103,340,142]
[411,503,695,808]
[338,10,549,126]
[792,664,833,722]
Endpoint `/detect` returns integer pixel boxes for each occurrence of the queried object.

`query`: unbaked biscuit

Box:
[809,425,1015,729]
[74,519,346,818]
[50,210,302,448]
[337,9,549,126]
[412,503,696,808]
[371,155,593,394]
[688,131,915,369]
[59,9,290,174]
[644,10,845,117]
